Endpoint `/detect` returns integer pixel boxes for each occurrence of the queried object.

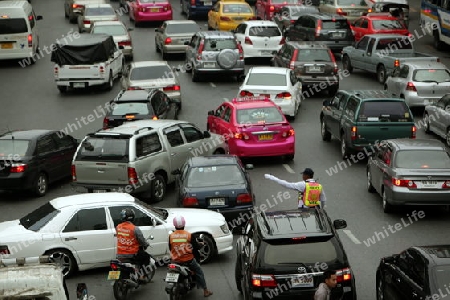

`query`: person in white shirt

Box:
[264,168,327,209]
[314,270,337,300]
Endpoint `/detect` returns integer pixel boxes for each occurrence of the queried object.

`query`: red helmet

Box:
[173,215,186,229]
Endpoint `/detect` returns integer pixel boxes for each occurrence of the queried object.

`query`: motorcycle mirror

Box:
[199,234,205,240]
[151,217,156,227]
[150,235,154,240]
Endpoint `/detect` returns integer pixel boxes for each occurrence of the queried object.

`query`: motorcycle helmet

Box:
[173,215,186,229]
[121,208,135,222]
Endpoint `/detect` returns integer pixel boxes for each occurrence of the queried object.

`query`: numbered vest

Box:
[116,222,139,255]
[298,182,322,207]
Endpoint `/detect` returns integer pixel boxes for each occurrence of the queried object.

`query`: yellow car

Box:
[207,1,256,31]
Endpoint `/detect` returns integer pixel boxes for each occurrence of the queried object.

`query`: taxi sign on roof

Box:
[232,96,270,103]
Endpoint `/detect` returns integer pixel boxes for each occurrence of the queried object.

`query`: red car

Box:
[128,0,172,25]
[255,0,301,20]
[350,14,410,42]
[207,97,295,160]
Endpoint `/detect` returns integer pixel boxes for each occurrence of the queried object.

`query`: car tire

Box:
[151,174,166,202]
[106,71,113,91]
[424,113,431,133]
[376,275,385,300]
[284,154,294,161]
[340,133,349,159]
[162,50,168,60]
[433,30,444,51]
[342,55,353,73]
[46,249,77,278]
[33,172,48,197]
[57,86,68,94]
[382,189,394,213]
[235,258,243,293]
[185,59,192,73]
[69,16,77,24]
[155,39,160,53]
[192,68,200,82]
[198,234,215,264]
[446,128,450,147]
[367,169,376,193]
[321,120,331,141]
[377,65,387,84]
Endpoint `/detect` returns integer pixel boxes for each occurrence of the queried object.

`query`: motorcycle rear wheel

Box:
[169,286,182,300]
[113,280,129,300]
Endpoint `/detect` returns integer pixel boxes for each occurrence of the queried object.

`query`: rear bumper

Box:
[56,78,108,87]
[0,51,35,60]
[243,45,281,58]
[135,11,172,22]
[271,99,296,117]
[71,182,148,194]
[163,44,189,54]
[321,41,353,52]
[252,283,355,299]
[196,67,245,74]
[404,92,441,108]
[387,186,450,205]
[0,173,33,191]
[229,138,295,157]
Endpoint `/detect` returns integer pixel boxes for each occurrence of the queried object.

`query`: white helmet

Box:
[173,215,186,229]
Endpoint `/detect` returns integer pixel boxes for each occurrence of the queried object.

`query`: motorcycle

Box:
[164,234,206,300]
[108,235,157,300]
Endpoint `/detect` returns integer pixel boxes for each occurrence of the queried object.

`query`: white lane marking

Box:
[283,164,295,174]
[210,82,216,87]
[343,230,361,245]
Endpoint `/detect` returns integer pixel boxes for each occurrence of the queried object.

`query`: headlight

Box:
[220,224,230,234]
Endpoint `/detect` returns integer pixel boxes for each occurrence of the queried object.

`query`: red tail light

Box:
[163,85,180,91]
[163,4,171,11]
[336,8,347,16]
[282,129,295,137]
[234,132,250,140]
[239,90,254,97]
[54,66,59,75]
[237,193,252,204]
[249,16,257,20]
[275,92,291,99]
[289,50,298,70]
[99,66,105,75]
[110,262,119,270]
[336,268,352,283]
[27,34,32,47]
[315,20,322,37]
[128,167,138,185]
[329,51,338,74]
[245,36,253,45]
[118,41,132,47]
[394,59,400,67]
[196,40,204,60]
[128,87,142,90]
[279,36,285,45]
[252,274,277,287]
[10,163,27,173]
[220,16,231,21]
[183,197,199,207]
[392,178,417,188]
[164,37,172,45]
[269,5,275,12]
[351,126,357,140]
[0,246,10,255]
[442,181,450,188]
[72,4,83,8]
[411,125,416,139]
[406,82,417,91]
[237,42,244,59]
[138,6,145,12]
[83,20,90,25]
[169,264,177,269]
[103,117,109,129]
[290,20,295,23]
[71,165,77,181]
[191,0,195,5]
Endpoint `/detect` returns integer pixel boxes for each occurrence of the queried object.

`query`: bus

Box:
[420,0,450,50]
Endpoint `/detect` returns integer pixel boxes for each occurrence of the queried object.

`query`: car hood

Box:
[129,79,177,89]
[166,208,226,226]
[0,220,37,241]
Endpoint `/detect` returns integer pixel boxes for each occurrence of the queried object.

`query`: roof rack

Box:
[0,256,54,267]
[232,96,271,103]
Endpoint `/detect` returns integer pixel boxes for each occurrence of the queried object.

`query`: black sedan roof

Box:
[188,155,240,167]
[0,130,55,140]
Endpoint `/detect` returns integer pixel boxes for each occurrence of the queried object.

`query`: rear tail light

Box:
[239,90,254,97]
[249,16,257,20]
[329,51,338,74]
[442,181,450,188]
[110,262,119,270]
[406,82,417,91]
[336,8,347,16]
[118,40,132,47]
[269,5,275,12]
[351,126,357,140]
[252,274,277,287]
[138,6,145,12]
[27,34,32,47]
[99,66,105,75]
[336,268,352,283]
[220,16,231,21]
[164,37,172,45]
[411,125,416,139]
[72,4,83,8]
[237,193,252,204]
[83,20,90,25]
[289,50,298,70]
[10,163,27,173]
[183,197,199,207]
[103,118,109,129]
[163,4,171,11]
[237,43,244,59]
[290,20,295,23]
[128,167,138,185]
[54,66,59,76]
[128,87,141,90]
[282,129,295,137]
[394,59,400,67]
[196,40,204,60]
[275,92,291,99]
[163,85,180,91]
[190,0,195,5]
[279,36,285,45]
[168,263,177,269]
[245,36,253,45]
[0,246,10,255]
[71,165,77,181]
[234,132,250,140]
[392,178,417,188]
[152,116,158,120]
[315,20,322,37]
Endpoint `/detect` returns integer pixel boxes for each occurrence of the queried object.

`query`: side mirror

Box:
[171,169,181,175]
[323,99,331,106]
[76,283,88,300]
[36,15,43,20]
[245,164,254,170]
[333,219,347,230]
[203,131,211,138]
[184,41,190,45]
[208,110,214,115]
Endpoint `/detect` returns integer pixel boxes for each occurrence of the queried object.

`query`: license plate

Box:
[73,82,85,88]
[1,43,13,49]
[165,273,180,282]
[350,11,361,15]
[233,17,244,21]
[93,189,107,193]
[204,63,215,68]
[259,94,270,97]
[258,134,273,141]
[107,271,121,280]
[204,1,212,5]
[332,32,344,38]
[291,275,314,288]
[209,198,226,206]
[150,8,159,12]
[421,181,438,188]
[308,66,322,72]
[261,50,273,55]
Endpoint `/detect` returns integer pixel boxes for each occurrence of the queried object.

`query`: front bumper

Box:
[229,137,295,158]
[387,186,450,205]
[215,232,233,255]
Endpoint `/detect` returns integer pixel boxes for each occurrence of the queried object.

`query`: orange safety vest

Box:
[116,222,140,255]
[169,230,194,263]
[298,182,322,207]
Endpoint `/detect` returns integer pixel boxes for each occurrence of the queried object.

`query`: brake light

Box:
[234,132,250,140]
[411,125,416,139]
[336,268,352,283]
[128,167,138,185]
[197,40,204,60]
[252,274,277,287]
[282,129,295,137]
[0,246,10,255]
[406,82,417,91]
[315,20,322,37]
[72,4,83,8]
[336,8,347,16]
[279,36,285,45]
[103,117,109,129]
[245,36,253,45]
[249,16,257,20]
[163,4,171,11]
[152,116,158,120]
[183,197,199,207]
[191,0,195,5]
[394,59,400,67]
[54,66,59,76]
[164,37,172,45]
[128,87,141,90]
[71,165,77,181]
[83,20,90,25]
[351,126,357,140]
[289,50,298,70]
[269,5,275,12]
[118,40,131,47]
[169,264,177,269]
[99,66,105,74]
[220,16,231,21]
[240,90,254,97]
[27,34,32,47]
[163,85,180,91]
[237,193,252,204]
[329,51,338,74]
[237,42,244,59]
[275,92,291,99]
[138,6,145,12]
[443,181,450,188]
[10,163,27,173]
[392,178,417,188]
[110,262,119,270]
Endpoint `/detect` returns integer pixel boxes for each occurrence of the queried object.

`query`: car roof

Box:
[231,99,279,109]
[366,33,409,38]
[115,90,150,101]
[0,0,31,9]
[188,155,239,167]
[242,20,278,26]
[165,20,198,25]
[50,193,135,209]
[305,12,348,20]
[131,61,170,68]
[388,139,446,150]
[197,31,234,38]
[0,130,54,140]
[84,3,114,7]
[94,119,189,135]
[249,67,288,75]
[287,41,330,49]
[91,21,126,26]
[341,90,403,100]
[401,61,448,69]
[413,245,450,266]
[365,15,398,20]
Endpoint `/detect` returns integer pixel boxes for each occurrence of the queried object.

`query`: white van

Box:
[0,1,43,62]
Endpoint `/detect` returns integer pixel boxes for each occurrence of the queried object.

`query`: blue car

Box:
[180,0,218,19]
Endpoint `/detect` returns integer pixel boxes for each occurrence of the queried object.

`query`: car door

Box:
[394,65,409,94]
[358,19,369,41]
[185,35,198,64]
[215,105,232,137]
[376,145,392,192]
[433,95,450,134]
[234,23,247,46]
[351,18,363,41]
[51,132,77,180]
[241,220,257,294]
[209,3,220,28]
[289,69,301,106]
[35,134,61,182]
[351,36,370,69]
[406,249,428,300]
[60,207,115,265]
[134,133,164,183]
[382,253,411,300]
[163,126,191,169]
[272,44,286,67]
[156,23,165,50]
[208,104,227,133]
[369,144,385,193]
[179,123,209,157]
[327,92,347,138]
[289,16,304,41]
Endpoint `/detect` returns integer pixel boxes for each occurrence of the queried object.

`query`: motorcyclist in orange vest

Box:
[168,215,213,298]
[264,168,327,209]
[116,208,151,281]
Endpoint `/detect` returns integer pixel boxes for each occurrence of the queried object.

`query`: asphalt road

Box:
[1,0,450,299]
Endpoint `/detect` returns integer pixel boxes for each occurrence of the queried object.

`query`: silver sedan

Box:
[78,4,118,33]
[385,61,450,108]
[154,20,201,60]
[90,21,134,59]
[367,138,450,213]
[121,61,182,109]
[424,93,450,147]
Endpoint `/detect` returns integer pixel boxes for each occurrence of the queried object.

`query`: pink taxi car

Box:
[128,0,173,25]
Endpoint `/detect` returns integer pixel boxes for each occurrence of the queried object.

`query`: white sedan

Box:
[238,67,302,118]
[0,193,233,277]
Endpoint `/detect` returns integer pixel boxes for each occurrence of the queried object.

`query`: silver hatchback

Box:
[78,4,118,33]
[184,31,245,82]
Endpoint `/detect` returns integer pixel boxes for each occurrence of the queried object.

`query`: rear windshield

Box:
[222,4,252,13]
[130,65,173,80]
[413,69,450,83]
[337,0,367,6]
[394,150,450,169]
[376,38,412,50]
[166,23,200,34]
[322,20,349,29]
[290,7,319,17]
[204,39,237,51]
[249,26,281,37]
[297,49,330,62]
[264,240,338,265]
[111,102,153,116]
[246,73,286,86]
[187,165,245,187]
[0,18,28,34]
[372,19,405,30]
[77,137,129,161]
[357,101,412,122]
[0,140,30,157]
[19,202,59,232]
[237,107,284,124]
[85,7,115,16]
[91,25,127,35]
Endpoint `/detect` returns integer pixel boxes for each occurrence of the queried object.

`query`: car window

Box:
[204,39,237,51]
[223,107,232,122]
[432,264,450,295]
[215,104,227,117]
[63,208,108,232]
[290,70,296,85]
[356,36,369,50]
[222,3,253,13]
[394,150,450,169]
[360,19,369,28]
[130,65,173,80]
[236,107,284,124]
[165,128,185,147]
[398,65,409,78]
[85,7,115,16]
[367,38,375,55]
[19,202,59,232]
[151,92,170,116]
[186,165,245,187]
[407,249,427,288]
[344,97,359,120]
[297,49,330,62]
[357,101,412,122]
[331,93,344,109]
[413,69,450,82]
[0,139,30,157]
[246,73,287,86]
[0,18,28,34]
[109,205,154,227]
[353,19,362,27]
[77,137,129,161]
[391,66,401,77]
[180,124,203,143]
[52,132,75,150]
[249,26,281,37]
[372,19,404,30]
[92,25,127,35]
[136,133,162,158]
[165,23,200,34]
[235,23,246,34]
[111,102,152,116]
[322,20,350,29]
[36,135,58,155]
[376,38,412,50]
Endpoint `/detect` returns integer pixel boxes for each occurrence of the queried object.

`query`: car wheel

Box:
[367,169,376,193]
[162,50,168,60]
[47,249,77,277]
[198,234,215,264]
[235,258,243,293]
[33,172,48,197]
[57,86,68,94]
[424,113,431,133]
[377,65,387,84]
[213,149,225,154]
[321,120,331,141]
[446,128,450,147]
[284,154,294,161]
[340,134,349,159]
[192,68,200,82]
[151,174,166,202]
[106,71,113,91]
[185,59,192,73]
[382,189,393,213]
[434,30,444,51]
[155,39,160,53]
[376,276,385,300]
[342,55,353,73]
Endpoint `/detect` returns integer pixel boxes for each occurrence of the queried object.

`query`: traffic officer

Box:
[264,168,327,209]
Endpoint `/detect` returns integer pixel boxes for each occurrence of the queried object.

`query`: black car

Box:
[285,13,354,53]
[172,155,254,228]
[0,130,78,196]
[377,245,450,300]
[235,208,356,300]
[103,89,178,129]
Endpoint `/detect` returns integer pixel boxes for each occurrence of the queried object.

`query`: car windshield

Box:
[135,199,168,220]
[249,26,281,37]
[92,24,127,35]
[0,140,30,157]
[222,4,253,13]
[130,65,173,80]
[322,20,349,29]
[432,264,450,294]
[166,23,200,34]
[85,7,116,16]
[204,39,237,51]
[357,101,413,122]
[394,150,450,169]
[19,202,60,232]
[111,102,152,116]
[246,73,287,86]
[337,0,367,6]
[187,165,245,187]
[372,19,404,29]
[77,137,129,161]
[236,107,284,124]
[0,18,28,34]
[297,49,330,62]
[413,69,450,83]
[376,38,412,50]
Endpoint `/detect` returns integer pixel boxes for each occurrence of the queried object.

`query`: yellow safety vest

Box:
[298,182,322,207]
